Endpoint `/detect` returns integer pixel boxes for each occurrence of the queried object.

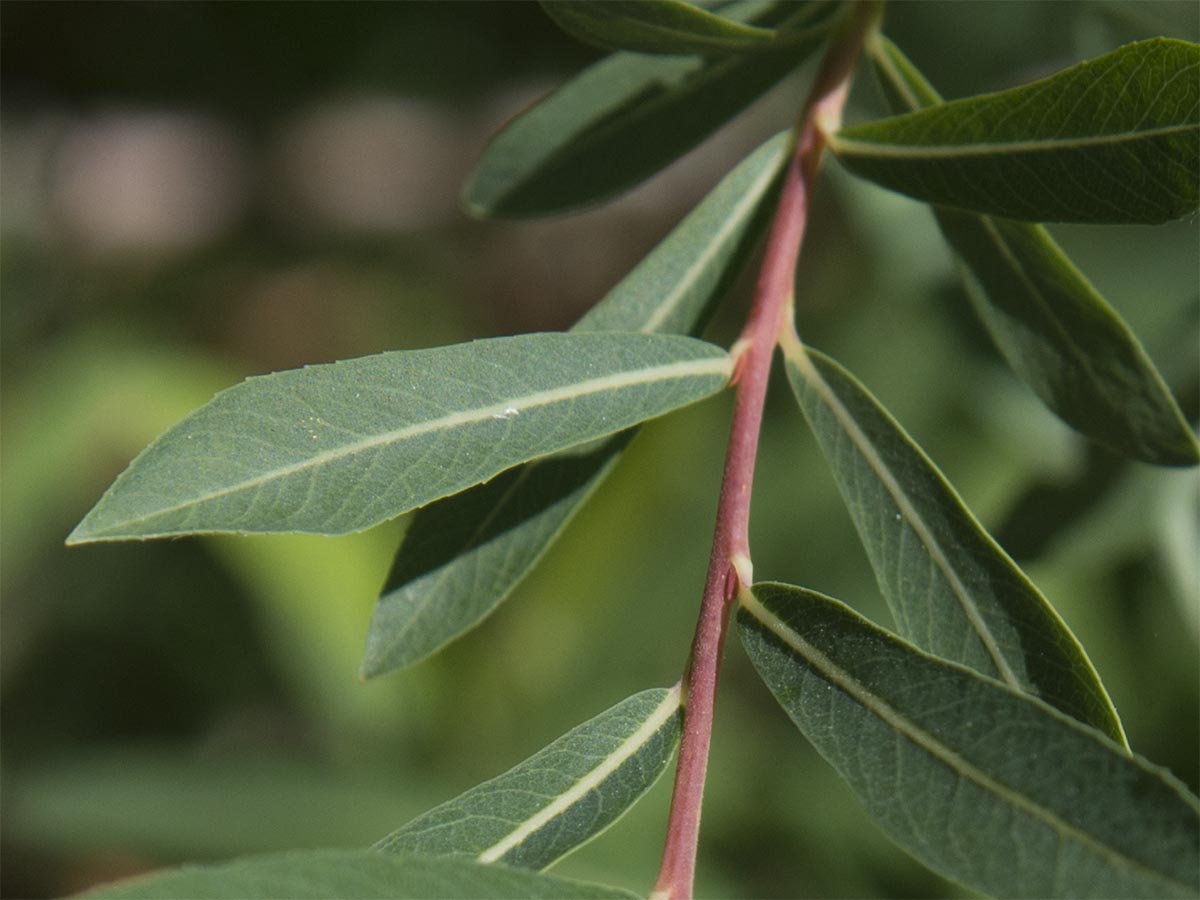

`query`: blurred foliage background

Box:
[2,3,1197,898]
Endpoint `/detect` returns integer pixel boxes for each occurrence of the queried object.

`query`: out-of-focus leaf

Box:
[738,582,1200,900]
[67,333,731,542]
[207,529,414,735]
[364,134,788,677]
[782,340,1126,743]
[869,36,1198,466]
[1160,469,1200,637]
[832,38,1200,224]
[464,1,839,218]
[6,750,446,858]
[0,329,236,590]
[81,850,637,899]
[375,687,681,869]
[540,0,777,56]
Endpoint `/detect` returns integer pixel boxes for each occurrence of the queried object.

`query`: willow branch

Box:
[652,5,882,898]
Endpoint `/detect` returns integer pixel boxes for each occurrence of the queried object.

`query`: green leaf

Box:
[869,36,1199,466]
[540,0,778,56]
[375,687,681,869]
[782,341,1126,743]
[363,134,788,676]
[738,582,1200,900]
[464,0,839,218]
[573,131,789,335]
[831,38,1200,224]
[68,333,731,543]
[946,214,1198,464]
[364,439,627,677]
[80,849,637,899]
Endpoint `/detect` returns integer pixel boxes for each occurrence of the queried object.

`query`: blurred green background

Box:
[2,3,1197,898]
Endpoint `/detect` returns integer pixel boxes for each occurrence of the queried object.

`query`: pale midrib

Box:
[866,42,1125,743]
[830,120,1193,159]
[786,346,1021,688]
[739,592,1188,892]
[106,355,732,531]
[872,47,1136,445]
[476,686,681,863]
[639,156,782,334]
[378,149,783,661]
[549,6,837,168]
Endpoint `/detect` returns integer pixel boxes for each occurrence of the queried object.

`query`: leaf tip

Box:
[65,513,103,546]
[64,527,90,547]
[1126,422,1200,467]
[459,191,490,221]
[65,502,153,545]
[358,653,385,682]
[359,619,424,681]
[459,169,497,221]
[1174,443,1200,468]
[1165,433,1200,467]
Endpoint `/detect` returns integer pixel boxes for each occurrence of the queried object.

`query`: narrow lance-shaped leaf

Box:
[831,38,1200,224]
[375,687,682,870]
[539,0,778,56]
[81,849,638,900]
[869,35,1198,466]
[738,583,1200,900]
[363,133,788,678]
[68,333,731,542]
[465,0,840,218]
[782,340,1125,744]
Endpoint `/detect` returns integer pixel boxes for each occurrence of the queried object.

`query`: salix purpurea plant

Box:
[69,2,1200,898]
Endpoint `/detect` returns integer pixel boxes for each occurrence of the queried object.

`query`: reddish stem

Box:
[652,6,880,898]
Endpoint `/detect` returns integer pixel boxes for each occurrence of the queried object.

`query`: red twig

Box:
[652,5,881,898]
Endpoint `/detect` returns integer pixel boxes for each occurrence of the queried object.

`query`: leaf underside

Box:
[80,849,638,900]
[68,333,730,542]
[363,133,789,677]
[375,688,682,870]
[783,341,1126,744]
[833,38,1200,224]
[464,0,839,217]
[869,35,1198,467]
[739,582,1200,900]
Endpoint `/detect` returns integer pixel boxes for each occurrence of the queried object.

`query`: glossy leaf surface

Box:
[870,36,1198,466]
[69,334,730,542]
[739,582,1200,900]
[375,688,681,869]
[832,38,1200,224]
[464,0,838,217]
[82,849,637,899]
[783,341,1125,743]
[363,134,788,676]
[540,0,776,56]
